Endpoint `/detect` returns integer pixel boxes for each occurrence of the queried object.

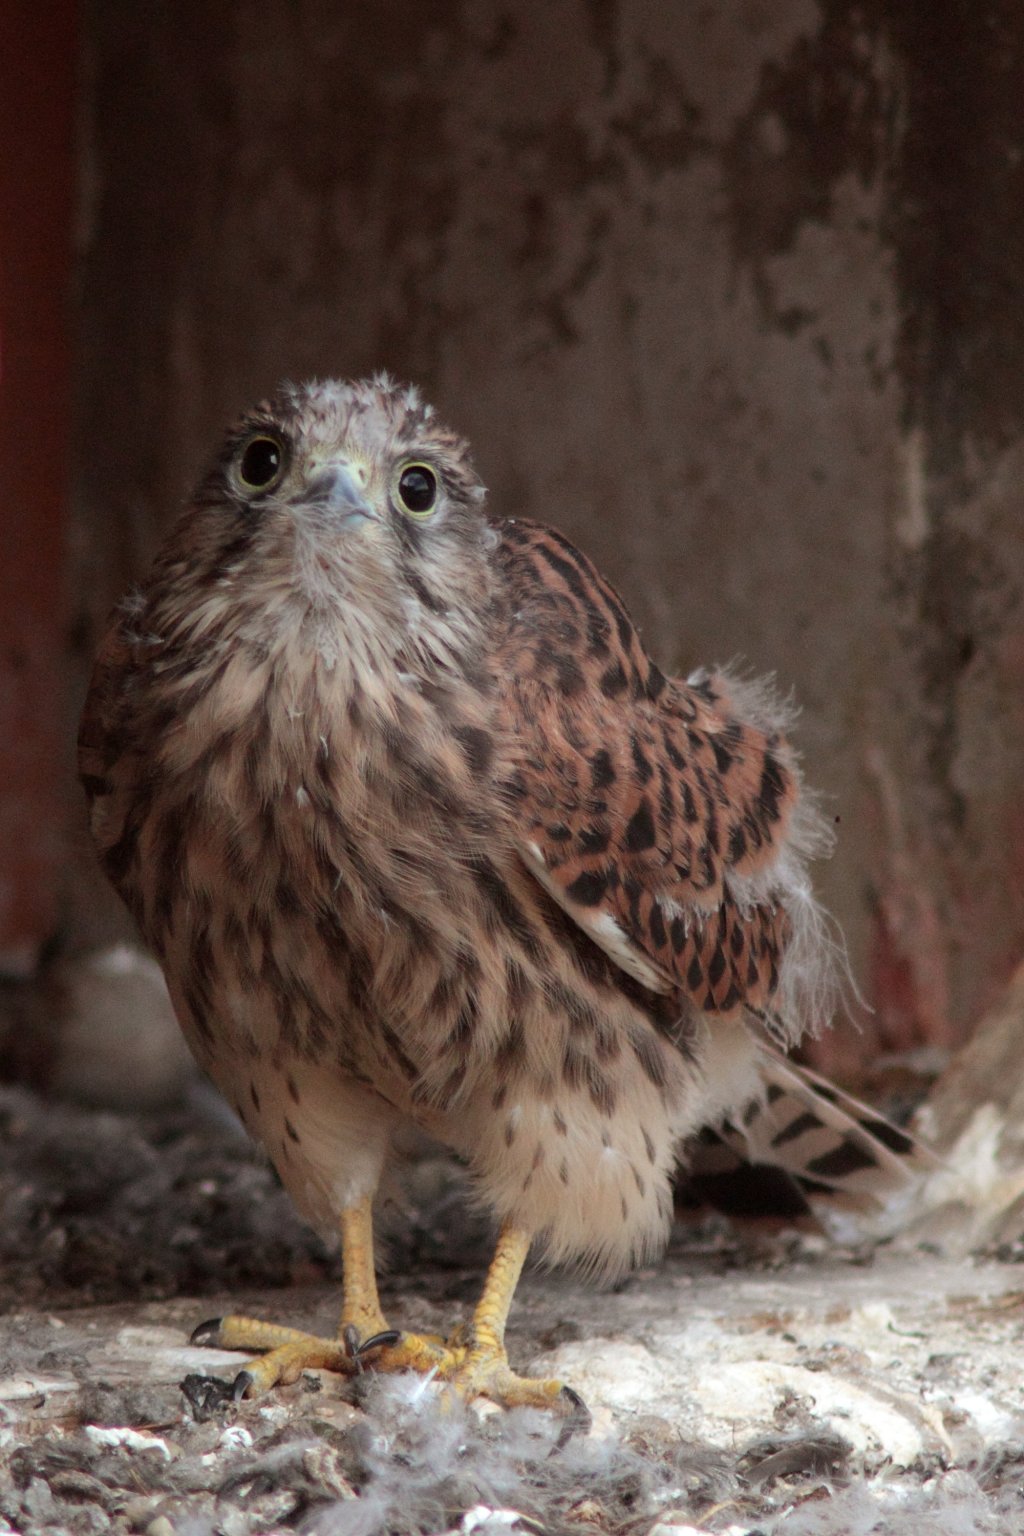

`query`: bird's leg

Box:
[470,1220,529,1350]
[337,1193,396,1345]
[442,1224,586,1416]
[190,1194,405,1396]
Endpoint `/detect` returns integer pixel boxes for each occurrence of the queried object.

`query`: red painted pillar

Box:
[0,4,77,973]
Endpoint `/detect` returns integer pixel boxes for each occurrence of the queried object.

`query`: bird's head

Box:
[160,375,496,673]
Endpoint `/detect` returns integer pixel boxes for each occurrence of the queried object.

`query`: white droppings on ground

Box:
[83,1425,173,1459]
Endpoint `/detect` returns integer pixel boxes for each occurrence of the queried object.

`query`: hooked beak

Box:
[305,461,376,527]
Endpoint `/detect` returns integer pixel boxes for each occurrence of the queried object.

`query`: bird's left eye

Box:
[395,462,439,518]
[237,434,286,492]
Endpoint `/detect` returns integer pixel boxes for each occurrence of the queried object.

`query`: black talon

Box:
[342,1323,362,1360]
[190,1317,224,1346]
[232,1369,255,1402]
[552,1385,592,1452]
[356,1329,402,1357]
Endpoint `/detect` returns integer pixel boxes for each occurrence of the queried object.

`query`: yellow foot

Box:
[188,1315,588,1427]
[188,1313,455,1399]
[190,1314,359,1398]
[430,1338,588,1424]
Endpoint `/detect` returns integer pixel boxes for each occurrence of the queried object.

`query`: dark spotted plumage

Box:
[80,375,919,1299]
[495,520,808,1025]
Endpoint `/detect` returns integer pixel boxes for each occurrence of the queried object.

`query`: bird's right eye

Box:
[237,434,286,492]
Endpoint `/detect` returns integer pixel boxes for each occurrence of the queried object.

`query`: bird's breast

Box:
[98,628,512,1087]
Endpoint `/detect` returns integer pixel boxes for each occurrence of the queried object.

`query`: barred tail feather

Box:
[689,1050,940,1224]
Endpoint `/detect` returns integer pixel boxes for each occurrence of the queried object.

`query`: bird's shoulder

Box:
[492,517,666,703]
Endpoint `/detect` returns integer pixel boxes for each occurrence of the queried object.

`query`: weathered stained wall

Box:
[0,3,77,974]
[70,0,1024,1077]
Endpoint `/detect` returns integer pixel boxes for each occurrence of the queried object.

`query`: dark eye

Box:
[396,462,438,518]
[238,434,285,491]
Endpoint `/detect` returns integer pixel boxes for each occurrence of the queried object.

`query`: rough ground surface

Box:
[3,1085,1024,1535]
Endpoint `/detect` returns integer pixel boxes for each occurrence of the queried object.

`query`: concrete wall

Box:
[69,0,1024,1077]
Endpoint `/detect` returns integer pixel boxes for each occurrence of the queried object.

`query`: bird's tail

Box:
[684,1049,940,1227]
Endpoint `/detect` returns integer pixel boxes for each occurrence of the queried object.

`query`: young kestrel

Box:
[79,377,915,1416]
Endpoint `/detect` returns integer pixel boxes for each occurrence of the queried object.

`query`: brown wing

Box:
[493,519,805,1017]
